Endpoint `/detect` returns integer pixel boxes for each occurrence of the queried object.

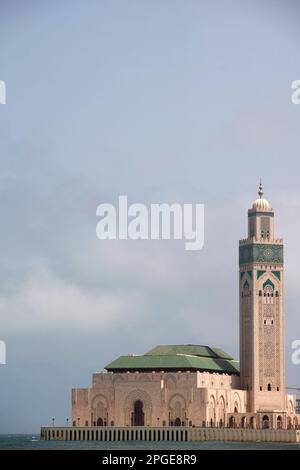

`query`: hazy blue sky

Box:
[0,0,300,433]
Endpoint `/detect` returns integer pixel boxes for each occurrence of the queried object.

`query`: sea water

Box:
[0,434,300,450]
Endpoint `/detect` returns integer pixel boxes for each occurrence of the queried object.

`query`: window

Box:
[261,217,270,239]
[267,383,272,391]
[262,415,270,429]
[264,285,274,304]
[260,386,262,391]
[259,290,262,297]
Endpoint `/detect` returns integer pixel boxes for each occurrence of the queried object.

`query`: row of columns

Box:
[41,426,300,443]
[42,427,189,442]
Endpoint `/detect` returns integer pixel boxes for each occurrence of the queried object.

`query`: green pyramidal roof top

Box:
[146,344,234,360]
[105,344,239,375]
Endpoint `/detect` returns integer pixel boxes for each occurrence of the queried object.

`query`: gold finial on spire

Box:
[258,179,264,198]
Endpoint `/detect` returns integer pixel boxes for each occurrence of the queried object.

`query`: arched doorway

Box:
[168,395,186,426]
[262,415,269,429]
[92,395,108,428]
[133,400,144,426]
[124,389,152,426]
[277,416,282,429]
[241,416,246,428]
[229,416,235,428]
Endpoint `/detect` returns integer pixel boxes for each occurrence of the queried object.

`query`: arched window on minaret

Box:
[262,279,275,305]
[263,285,274,304]
[261,217,270,240]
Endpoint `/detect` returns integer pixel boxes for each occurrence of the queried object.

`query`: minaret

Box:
[239,181,285,413]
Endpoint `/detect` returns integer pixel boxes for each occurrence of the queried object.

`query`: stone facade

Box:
[72,370,245,428]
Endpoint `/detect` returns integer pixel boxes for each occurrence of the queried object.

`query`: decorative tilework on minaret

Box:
[239,182,285,413]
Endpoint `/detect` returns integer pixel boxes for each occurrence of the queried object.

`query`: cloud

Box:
[0,264,148,334]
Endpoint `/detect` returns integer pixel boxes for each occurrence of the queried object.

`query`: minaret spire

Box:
[258,179,264,198]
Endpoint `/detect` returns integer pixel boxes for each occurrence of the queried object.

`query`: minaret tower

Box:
[239,181,285,413]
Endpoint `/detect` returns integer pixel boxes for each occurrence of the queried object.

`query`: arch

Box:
[277,416,282,429]
[262,415,269,429]
[249,416,255,429]
[241,416,247,428]
[97,417,103,426]
[287,417,292,429]
[124,389,152,427]
[263,279,275,290]
[92,394,109,427]
[263,284,274,304]
[174,417,181,426]
[91,394,108,409]
[208,395,216,427]
[218,396,225,428]
[168,394,186,426]
[229,416,235,428]
[133,400,144,426]
[232,393,241,413]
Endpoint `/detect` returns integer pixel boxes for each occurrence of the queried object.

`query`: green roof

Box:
[146,344,234,360]
[105,344,239,375]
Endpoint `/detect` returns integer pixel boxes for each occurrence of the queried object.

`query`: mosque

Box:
[72,184,300,430]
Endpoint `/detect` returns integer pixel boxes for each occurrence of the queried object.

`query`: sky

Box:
[0,0,300,433]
